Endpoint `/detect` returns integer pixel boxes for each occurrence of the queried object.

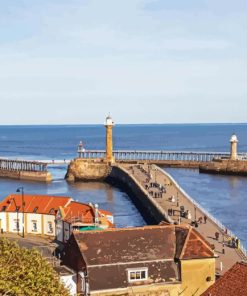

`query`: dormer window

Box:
[1,206,6,212]
[49,208,55,214]
[33,207,38,213]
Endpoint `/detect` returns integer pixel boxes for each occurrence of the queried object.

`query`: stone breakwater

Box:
[107,165,173,225]
[199,159,247,176]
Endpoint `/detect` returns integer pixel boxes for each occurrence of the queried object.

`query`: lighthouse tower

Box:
[230,134,238,160]
[105,115,115,163]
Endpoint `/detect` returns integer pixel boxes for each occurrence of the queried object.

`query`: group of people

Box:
[227,236,240,249]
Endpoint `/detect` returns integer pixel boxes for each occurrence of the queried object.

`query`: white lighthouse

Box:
[230,134,238,161]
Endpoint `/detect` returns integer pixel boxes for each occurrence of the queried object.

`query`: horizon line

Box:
[0,122,247,127]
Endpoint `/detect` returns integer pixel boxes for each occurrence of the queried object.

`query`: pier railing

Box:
[0,158,47,172]
[157,166,247,258]
[78,149,247,162]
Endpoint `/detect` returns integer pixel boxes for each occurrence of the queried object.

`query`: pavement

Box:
[121,163,246,275]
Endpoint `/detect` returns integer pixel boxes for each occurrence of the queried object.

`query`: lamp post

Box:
[16,187,25,238]
[176,191,179,207]
[194,204,197,222]
[8,197,19,236]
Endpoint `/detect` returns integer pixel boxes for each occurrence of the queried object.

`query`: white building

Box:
[0,194,114,240]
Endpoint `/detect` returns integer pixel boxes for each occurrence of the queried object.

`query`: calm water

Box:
[165,168,247,245]
[0,124,246,242]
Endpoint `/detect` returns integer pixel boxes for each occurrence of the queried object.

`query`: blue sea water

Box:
[0,124,246,243]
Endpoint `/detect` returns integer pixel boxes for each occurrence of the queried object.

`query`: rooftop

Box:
[0,195,113,222]
[73,224,214,266]
[201,262,247,296]
[0,194,72,215]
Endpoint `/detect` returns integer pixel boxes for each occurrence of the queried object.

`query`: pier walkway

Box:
[118,163,247,275]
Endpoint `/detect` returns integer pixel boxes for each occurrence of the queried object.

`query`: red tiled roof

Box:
[179,227,214,259]
[0,194,72,215]
[0,194,114,226]
[63,201,94,223]
[201,262,247,296]
[63,202,113,224]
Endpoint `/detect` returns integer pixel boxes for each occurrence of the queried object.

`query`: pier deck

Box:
[118,163,246,275]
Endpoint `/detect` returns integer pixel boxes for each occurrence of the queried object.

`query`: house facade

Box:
[0,194,113,239]
[56,201,114,243]
[0,194,72,236]
[61,225,216,296]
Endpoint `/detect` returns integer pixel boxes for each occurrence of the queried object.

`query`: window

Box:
[1,206,6,212]
[47,222,53,233]
[127,268,148,282]
[16,206,20,212]
[32,221,37,232]
[14,220,20,231]
[49,208,55,214]
[33,207,38,213]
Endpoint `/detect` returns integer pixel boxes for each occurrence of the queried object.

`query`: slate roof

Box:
[201,262,247,296]
[73,224,214,266]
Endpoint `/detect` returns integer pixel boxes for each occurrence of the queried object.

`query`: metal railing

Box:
[78,149,247,163]
[156,165,247,258]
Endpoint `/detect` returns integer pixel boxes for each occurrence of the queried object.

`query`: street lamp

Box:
[176,191,179,207]
[16,187,25,238]
[7,197,19,236]
[194,204,197,225]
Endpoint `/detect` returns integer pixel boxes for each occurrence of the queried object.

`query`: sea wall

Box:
[199,159,247,176]
[107,165,173,225]
[117,160,202,168]
[0,170,52,182]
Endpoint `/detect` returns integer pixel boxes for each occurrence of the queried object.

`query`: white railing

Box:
[155,165,247,258]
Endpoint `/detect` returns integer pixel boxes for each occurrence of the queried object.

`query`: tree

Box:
[0,238,70,296]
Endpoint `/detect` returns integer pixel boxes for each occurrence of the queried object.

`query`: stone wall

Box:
[199,159,247,176]
[107,165,173,225]
[117,160,202,168]
[0,170,52,182]
[66,159,112,181]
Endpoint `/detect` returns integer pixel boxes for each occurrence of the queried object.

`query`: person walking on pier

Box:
[204,215,207,224]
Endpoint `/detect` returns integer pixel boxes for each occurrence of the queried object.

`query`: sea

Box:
[0,124,246,245]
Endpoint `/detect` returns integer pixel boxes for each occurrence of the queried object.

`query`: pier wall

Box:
[199,159,247,176]
[117,159,202,168]
[107,165,173,225]
[0,170,52,182]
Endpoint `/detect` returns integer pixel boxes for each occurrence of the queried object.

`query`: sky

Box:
[0,0,247,124]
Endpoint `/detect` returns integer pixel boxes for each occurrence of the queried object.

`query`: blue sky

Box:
[0,0,246,124]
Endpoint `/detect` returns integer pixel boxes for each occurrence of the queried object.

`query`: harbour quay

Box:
[1,116,247,296]
[59,116,247,295]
